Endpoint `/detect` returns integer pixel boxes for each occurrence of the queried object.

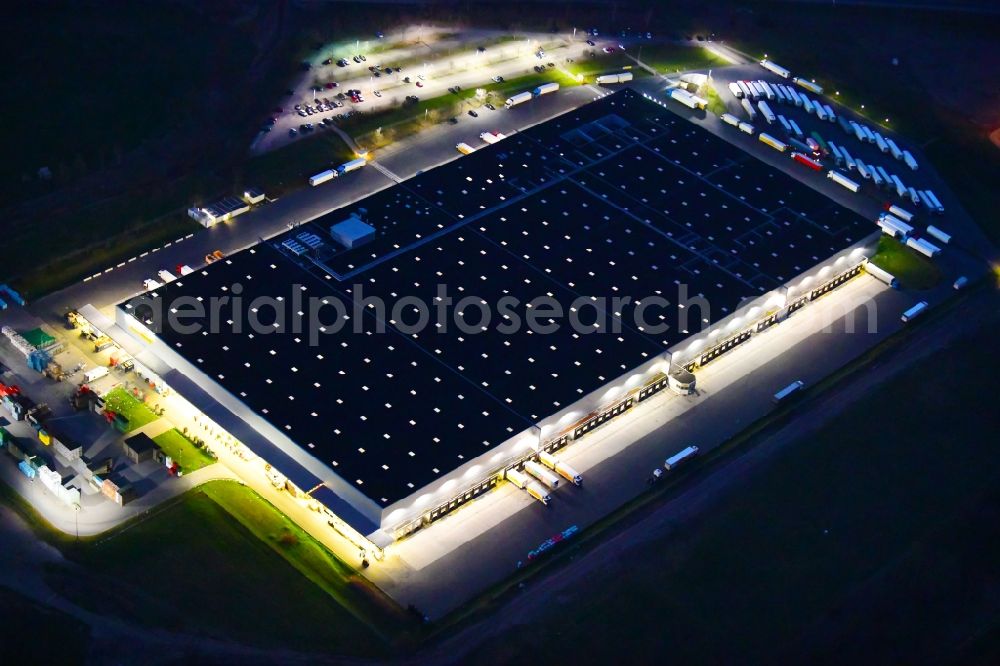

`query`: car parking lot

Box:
[254,28,633,154]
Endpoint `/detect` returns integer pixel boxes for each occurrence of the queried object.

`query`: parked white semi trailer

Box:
[827,170,860,193]
[525,481,552,505]
[759,133,787,152]
[665,445,700,471]
[721,113,741,127]
[338,158,366,174]
[757,100,776,123]
[906,237,941,258]
[888,204,915,223]
[793,77,823,94]
[309,169,336,186]
[524,460,561,489]
[670,87,708,110]
[925,225,952,244]
[538,451,583,486]
[533,82,560,96]
[506,468,530,489]
[901,301,928,322]
[741,97,757,119]
[596,72,633,84]
[864,262,899,289]
[773,380,805,403]
[886,138,903,160]
[924,190,945,214]
[760,59,792,78]
[505,91,533,108]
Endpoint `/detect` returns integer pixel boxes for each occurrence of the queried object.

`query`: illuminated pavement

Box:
[256,27,630,155]
[368,275,905,616]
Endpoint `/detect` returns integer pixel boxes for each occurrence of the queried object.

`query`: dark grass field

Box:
[2,4,255,204]
[44,481,404,656]
[870,236,942,290]
[471,320,1000,664]
[0,585,91,664]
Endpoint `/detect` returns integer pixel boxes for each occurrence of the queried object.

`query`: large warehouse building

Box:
[106,89,875,552]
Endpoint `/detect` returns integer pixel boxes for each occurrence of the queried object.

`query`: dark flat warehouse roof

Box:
[119,89,868,508]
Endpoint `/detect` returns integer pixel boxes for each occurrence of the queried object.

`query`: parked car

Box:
[288,128,298,136]
[416,81,423,87]
[492,75,504,83]
[373,90,382,97]
[485,103,495,111]
[603,46,616,53]
[586,39,595,46]
[323,58,333,65]
[468,109,478,117]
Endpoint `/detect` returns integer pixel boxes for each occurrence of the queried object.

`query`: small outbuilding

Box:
[123,432,161,464]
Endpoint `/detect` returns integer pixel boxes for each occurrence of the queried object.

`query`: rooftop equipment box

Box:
[330,216,376,249]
